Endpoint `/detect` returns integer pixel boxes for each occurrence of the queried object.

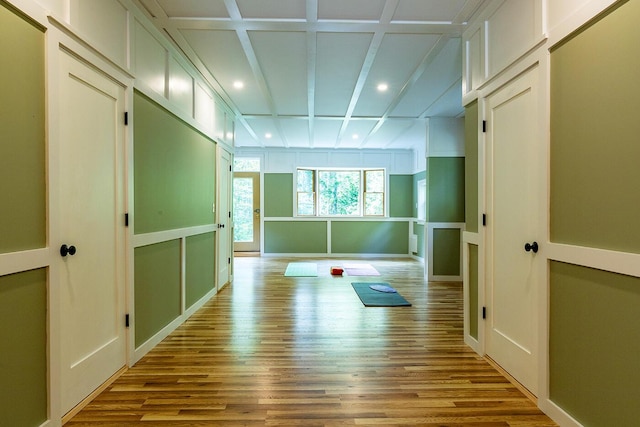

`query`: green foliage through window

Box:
[233,177,253,242]
[297,169,315,215]
[296,168,385,217]
[234,158,260,172]
[364,170,384,216]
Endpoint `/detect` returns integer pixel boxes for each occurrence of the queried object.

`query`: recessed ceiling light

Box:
[352,134,359,140]
[265,133,272,139]
[377,83,388,92]
[233,80,244,89]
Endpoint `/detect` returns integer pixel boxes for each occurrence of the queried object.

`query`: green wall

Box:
[389,175,413,217]
[428,157,465,223]
[264,173,293,217]
[464,101,479,233]
[134,91,216,234]
[468,244,478,339]
[0,6,47,426]
[0,269,47,427]
[0,4,45,253]
[133,91,218,347]
[549,3,640,425]
[550,261,640,427]
[264,221,327,253]
[186,232,215,309]
[428,157,465,277]
[134,240,182,347]
[550,0,640,254]
[432,228,461,276]
[412,171,426,219]
[332,221,409,254]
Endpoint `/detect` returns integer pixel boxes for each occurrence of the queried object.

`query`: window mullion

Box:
[313,169,318,216]
[361,169,365,216]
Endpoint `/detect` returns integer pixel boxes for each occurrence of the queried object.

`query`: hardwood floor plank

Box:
[66,257,556,426]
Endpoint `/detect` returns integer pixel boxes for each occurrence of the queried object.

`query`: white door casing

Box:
[58,50,127,414]
[217,148,232,290]
[484,65,542,396]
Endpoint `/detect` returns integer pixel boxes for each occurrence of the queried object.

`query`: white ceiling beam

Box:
[359,35,453,148]
[224,0,289,147]
[419,78,462,119]
[454,0,487,24]
[306,0,318,148]
[165,19,467,35]
[335,0,399,148]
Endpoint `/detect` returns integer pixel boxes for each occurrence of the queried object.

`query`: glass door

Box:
[233,171,260,252]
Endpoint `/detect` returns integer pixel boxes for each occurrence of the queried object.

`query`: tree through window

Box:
[296,168,385,217]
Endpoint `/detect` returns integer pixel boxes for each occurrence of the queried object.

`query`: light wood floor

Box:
[67,257,557,426]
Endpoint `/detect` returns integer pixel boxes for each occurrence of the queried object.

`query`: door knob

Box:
[524,242,539,253]
[254,208,260,214]
[60,244,77,257]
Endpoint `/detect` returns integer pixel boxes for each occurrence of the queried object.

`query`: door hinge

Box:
[229,165,232,172]
[228,257,231,264]
[228,211,231,218]
[125,314,130,328]
[482,307,487,320]
[482,120,487,133]
[124,111,129,125]
[125,213,129,227]
[482,213,487,226]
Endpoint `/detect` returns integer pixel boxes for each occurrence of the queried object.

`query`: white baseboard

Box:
[539,398,584,427]
[132,286,219,364]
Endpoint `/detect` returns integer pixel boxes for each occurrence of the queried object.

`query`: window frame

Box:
[363,169,385,217]
[296,168,316,216]
[417,178,426,221]
[295,167,387,218]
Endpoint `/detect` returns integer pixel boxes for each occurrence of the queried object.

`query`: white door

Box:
[58,51,127,414]
[217,148,232,290]
[485,66,542,396]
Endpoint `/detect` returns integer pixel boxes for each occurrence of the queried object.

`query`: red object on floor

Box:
[330,266,344,275]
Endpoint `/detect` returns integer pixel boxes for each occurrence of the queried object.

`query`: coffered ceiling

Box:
[133,0,489,150]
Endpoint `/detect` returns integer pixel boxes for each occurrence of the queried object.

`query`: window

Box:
[297,169,315,215]
[364,169,384,216]
[296,168,385,217]
[234,157,260,172]
[318,170,360,216]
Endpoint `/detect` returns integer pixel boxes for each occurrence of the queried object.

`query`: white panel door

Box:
[485,66,542,396]
[217,148,232,290]
[58,50,126,414]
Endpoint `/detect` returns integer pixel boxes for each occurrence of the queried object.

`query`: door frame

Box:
[233,171,261,253]
[216,147,233,291]
[478,57,549,400]
[47,29,134,423]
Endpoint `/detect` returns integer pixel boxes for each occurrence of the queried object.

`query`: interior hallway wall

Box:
[0,4,47,425]
[549,1,640,424]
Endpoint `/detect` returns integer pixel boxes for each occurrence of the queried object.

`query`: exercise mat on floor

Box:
[343,263,380,276]
[351,282,411,307]
[284,262,318,277]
